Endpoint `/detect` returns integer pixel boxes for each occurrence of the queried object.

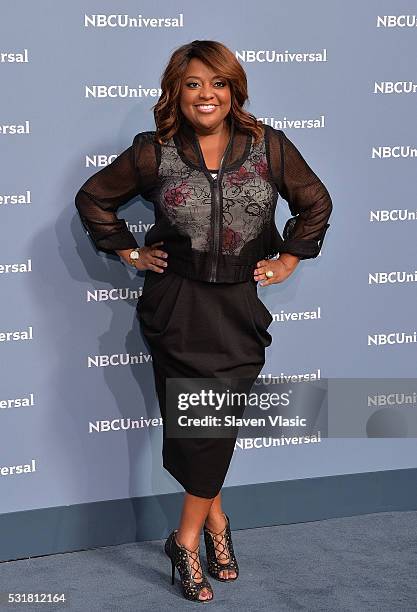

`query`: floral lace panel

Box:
[158,137,275,256]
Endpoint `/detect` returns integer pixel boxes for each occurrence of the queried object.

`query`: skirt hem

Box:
[163,463,222,499]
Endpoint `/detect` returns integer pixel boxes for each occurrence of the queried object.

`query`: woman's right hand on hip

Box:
[116,241,168,273]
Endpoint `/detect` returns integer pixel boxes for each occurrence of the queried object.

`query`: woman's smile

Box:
[194,104,218,114]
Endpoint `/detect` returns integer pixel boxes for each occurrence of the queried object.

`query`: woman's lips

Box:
[194,104,218,114]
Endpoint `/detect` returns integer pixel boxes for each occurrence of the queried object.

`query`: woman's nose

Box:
[198,87,215,100]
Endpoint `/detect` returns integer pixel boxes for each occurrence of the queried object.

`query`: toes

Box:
[199,588,212,600]
[220,569,236,580]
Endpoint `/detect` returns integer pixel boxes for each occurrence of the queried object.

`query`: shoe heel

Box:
[171,557,175,585]
[164,529,214,602]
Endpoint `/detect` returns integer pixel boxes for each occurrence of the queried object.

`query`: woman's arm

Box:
[74,132,154,254]
[267,127,333,260]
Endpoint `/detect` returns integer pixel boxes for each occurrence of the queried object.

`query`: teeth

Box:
[197,105,216,109]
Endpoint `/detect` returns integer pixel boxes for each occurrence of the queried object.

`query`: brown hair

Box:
[151,40,264,145]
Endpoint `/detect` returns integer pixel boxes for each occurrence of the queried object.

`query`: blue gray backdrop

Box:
[1,0,417,559]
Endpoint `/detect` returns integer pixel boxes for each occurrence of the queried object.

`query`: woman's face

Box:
[179,57,231,133]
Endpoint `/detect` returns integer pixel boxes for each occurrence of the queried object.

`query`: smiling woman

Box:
[154,40,265,146]
[180,58,232,169]
[74,38,332,604]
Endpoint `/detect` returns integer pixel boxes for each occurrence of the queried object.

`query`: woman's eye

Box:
[186,81,227,88]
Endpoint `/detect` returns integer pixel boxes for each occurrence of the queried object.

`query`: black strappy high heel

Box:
[203,513,239,582]
[164,529,214,603]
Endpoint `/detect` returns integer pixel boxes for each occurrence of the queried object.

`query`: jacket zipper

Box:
[209,148,228,282]
[192,122,234,282]
[209,177,221,281]
[208,134,234,281]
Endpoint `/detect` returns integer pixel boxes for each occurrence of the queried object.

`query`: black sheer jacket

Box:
[75,116,333,283]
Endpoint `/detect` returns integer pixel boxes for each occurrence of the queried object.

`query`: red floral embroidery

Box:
[253,158,269,181]
[164,181,191,207]
[222,227,244,254]
[225,166,254,187]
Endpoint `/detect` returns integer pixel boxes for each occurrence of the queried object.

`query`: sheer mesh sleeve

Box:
[74,132,157,254]
[266,126,333,260]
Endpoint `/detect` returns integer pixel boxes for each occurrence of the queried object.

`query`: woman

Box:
[75,40,332,603]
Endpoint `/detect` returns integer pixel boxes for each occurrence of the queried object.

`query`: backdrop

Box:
[1,0,416,517]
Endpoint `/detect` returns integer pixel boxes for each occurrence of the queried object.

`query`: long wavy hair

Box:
[152,40,264,145]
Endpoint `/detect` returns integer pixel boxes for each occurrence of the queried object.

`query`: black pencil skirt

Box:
[137,267,273,499]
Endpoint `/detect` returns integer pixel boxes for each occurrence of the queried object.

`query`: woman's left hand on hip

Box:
[254,254,300,286]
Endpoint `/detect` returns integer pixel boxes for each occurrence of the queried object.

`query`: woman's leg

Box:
[204,491,237,580]
[176,490,236,583]
[175,492,214,601]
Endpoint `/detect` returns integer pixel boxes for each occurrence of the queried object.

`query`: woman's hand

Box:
[254,253,300,286]
[115,241,168,272]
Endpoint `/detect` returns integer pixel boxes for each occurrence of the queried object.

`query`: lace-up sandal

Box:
[164,529,214,602]
[203,513,239,581]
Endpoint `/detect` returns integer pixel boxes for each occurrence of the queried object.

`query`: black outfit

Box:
[75,116,332,498]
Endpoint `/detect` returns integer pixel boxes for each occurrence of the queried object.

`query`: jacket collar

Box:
[177,114,235,176]
[173,113,252,176]
[178,113,235,148]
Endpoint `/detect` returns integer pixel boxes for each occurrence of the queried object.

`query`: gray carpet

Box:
[0,511,416,611]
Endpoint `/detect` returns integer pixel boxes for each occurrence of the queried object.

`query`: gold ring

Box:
[265,270,274,278]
